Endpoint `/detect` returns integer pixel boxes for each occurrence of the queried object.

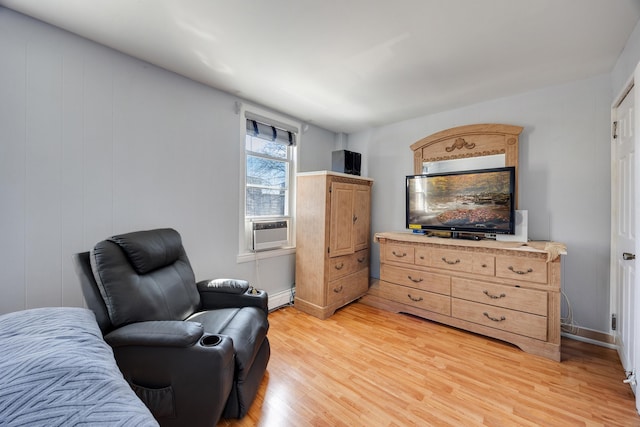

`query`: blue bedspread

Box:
[0,307,158,427]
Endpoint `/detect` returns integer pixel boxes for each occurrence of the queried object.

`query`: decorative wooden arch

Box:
[410,123,523,206]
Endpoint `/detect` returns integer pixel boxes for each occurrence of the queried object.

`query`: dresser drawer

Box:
[496,256,548,284]
[430,249,473,273]
[327,268,369,306]
[452,299,547,340]
[451,277,547,316]
[329,249,369,281]
[415,247,431,266]
[472,253,495,276]
[384,244,415,264]
[379,281,450,315]
[381,264,450,295]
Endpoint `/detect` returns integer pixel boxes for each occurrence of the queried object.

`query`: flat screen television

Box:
[406,166,516,235]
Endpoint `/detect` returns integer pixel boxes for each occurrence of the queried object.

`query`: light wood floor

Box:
[218,302,640,427]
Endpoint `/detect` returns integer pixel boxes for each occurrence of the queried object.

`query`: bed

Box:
[0,307,158,426]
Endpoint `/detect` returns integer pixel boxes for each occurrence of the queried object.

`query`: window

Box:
[239,108,298,258]
[245,127,292,218]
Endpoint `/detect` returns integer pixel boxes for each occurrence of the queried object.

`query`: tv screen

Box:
[406,167,515,235]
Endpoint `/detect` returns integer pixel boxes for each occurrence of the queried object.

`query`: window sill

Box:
[236,246,296,264]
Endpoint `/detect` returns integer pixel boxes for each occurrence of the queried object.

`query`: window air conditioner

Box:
[252,220,288,251]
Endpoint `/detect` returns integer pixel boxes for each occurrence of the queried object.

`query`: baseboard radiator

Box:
[252,220,288,251]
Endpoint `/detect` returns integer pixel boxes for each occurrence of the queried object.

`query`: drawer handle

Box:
[483,290,506,299]
[334,263,344,270]
[407,294,423,302]
[357,257,365,263]
[508,266,533,275]
[408,275,423,283]
[392,251,407,258]
[333,285,343,293]
[442,257,460,265]
[483,312,506,322]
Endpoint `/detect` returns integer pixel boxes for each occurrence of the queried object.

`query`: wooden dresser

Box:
[361,232,566,361]
[294,171,373,319]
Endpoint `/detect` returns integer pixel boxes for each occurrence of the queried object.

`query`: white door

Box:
[611,80,638,413]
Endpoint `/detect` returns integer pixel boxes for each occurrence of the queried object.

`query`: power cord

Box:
[253,250,262,291]
[560,289,577,334]
[289,283,296,306]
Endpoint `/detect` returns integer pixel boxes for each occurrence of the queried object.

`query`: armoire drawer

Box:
[452,298,547,341]
[327,268,369,306]
[452,277,547,316]
[329,249,369,281]
[381,264,450,295]
[379,281,451,315]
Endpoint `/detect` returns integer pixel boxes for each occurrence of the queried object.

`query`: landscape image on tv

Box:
[407,169,513,232]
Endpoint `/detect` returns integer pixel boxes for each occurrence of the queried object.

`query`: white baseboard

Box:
[561,324,617,350]
[562,332,617,349]
[268,288,295,311]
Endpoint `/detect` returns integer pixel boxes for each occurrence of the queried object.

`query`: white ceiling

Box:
[2,0,640,133]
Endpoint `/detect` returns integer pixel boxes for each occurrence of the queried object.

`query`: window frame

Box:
[237,104,299,261]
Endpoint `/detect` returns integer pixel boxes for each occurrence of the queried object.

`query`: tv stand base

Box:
[451,232,483,241]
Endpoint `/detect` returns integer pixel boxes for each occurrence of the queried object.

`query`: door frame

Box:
[610,64,640,414]
[610,74,633,350]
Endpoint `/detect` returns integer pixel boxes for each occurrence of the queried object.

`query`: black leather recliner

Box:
[73,228,270,426]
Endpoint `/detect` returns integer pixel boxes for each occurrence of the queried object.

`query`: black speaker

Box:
[332,150,361,176]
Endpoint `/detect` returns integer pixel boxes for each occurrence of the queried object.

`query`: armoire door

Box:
[329,182,355,257]
[353,185,371,252]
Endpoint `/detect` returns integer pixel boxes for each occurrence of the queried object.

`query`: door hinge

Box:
[612,313,617,331]
[613,121,618,139]
[327,247,330,254]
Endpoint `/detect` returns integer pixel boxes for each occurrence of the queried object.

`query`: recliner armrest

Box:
[197,278,249,294]
[105,320,204,348]
[109,329,235,426]
[197,279,268,315]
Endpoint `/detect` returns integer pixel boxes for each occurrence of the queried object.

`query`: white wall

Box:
[4,4,640,334]
[612,18,640,97]
[350,75,613,333]
[0,8,336,314]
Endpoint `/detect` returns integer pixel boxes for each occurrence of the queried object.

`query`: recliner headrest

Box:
[109,228,183,274]
[90,228,199,326]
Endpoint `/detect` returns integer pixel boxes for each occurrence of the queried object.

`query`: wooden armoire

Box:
[294,171,373,319]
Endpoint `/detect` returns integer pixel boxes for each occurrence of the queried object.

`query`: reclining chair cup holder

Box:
[200,334,222,347]
[246,289,265,297]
